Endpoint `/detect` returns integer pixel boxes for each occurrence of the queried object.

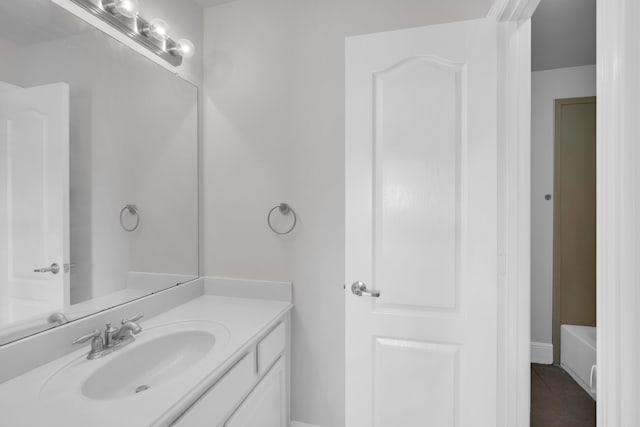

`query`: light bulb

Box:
[144,19,171,41]
[172,38,195,59]
[104,0,139,18]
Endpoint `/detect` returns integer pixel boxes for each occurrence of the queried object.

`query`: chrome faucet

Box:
[73,315,143,360]
[113,319,142,341]
[72,329,104,358]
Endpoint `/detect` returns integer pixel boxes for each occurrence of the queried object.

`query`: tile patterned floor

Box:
[531,364,596,427]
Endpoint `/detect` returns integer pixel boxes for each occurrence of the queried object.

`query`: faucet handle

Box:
[72,329,101,345]
[121,314,143,325]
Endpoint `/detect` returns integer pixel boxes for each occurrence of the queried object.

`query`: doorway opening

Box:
[530,1,596,426]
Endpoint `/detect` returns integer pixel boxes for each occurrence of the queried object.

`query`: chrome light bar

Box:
[68,0,190,67]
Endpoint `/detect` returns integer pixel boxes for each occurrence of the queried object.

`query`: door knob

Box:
[34,263,60,274]
[351,281,381,298]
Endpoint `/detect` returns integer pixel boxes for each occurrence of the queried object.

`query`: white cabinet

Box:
[256,323,286,376]
[172,317,290,427]
[225,357,287,427]
[172,353,257,427]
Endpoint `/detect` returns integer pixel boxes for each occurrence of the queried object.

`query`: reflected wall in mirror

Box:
[0,0,198,345]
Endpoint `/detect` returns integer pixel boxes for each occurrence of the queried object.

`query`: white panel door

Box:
[345,19,498,427]
[0,83,70,322]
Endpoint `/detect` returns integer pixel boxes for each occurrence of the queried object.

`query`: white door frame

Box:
[489,2,538,426]
[494,0,636,426]
[595,1,639,425]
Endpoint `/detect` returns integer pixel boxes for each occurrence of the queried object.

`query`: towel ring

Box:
[267,203,297,235]
[120,204,140,232]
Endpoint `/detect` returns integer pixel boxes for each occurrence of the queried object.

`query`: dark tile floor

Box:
[531,364,596,427]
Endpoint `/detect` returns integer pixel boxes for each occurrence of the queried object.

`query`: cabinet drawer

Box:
[173,352,256,427]
[257,322,286,376]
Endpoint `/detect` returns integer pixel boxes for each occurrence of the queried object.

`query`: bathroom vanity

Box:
[0,280,292,427]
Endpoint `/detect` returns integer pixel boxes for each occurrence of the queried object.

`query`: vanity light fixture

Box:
[68,0,196,67]
[142,18,171,42]
[169,39,195,58]
[103,0,139,19]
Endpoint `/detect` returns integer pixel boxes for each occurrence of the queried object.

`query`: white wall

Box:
[531,65,596,346]
[202,1,493,425]
[0,40,24,87]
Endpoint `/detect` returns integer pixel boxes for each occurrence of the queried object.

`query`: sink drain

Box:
[135,385,150,394]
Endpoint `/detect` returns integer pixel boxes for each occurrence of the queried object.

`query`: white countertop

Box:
[0,295,292,427]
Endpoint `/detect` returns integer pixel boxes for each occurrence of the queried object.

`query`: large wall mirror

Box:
[0,0,199,345]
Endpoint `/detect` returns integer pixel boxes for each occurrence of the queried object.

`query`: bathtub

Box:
[561,324,596,399]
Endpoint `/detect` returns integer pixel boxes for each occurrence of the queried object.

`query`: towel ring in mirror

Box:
[267,203,297,235]
[120,204,140,232]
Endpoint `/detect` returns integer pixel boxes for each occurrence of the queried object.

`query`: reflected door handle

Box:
[351,281,380,298]
[34,263,60,274]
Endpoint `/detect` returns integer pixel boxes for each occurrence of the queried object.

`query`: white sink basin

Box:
[40,320,229,402]
[83,329,215,400]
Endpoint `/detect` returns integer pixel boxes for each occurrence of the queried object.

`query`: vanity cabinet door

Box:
[172,353,256,427]
[225,357,287,427]
[257,322,286,376]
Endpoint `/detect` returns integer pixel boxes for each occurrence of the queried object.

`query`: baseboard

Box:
[531,341,554,364]
[291,422,324,427]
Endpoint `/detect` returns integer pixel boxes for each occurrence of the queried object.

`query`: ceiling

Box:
[0,0,594,69]
[531,0,596,71]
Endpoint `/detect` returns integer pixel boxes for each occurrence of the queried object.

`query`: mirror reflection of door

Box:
[552,96,596,363]
[0,82,70,324]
